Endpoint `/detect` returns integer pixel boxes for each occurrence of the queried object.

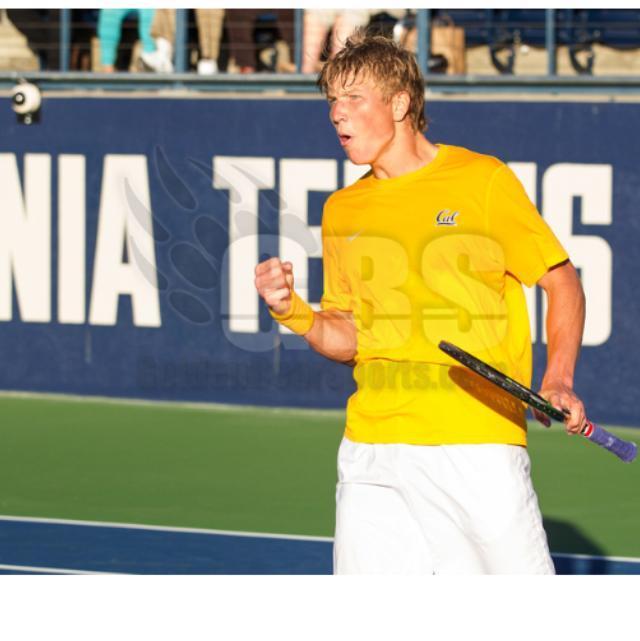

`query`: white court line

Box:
[551,552,640,564]
[0,390,344,418]
[0,563,120,575]
[0,514,334,543]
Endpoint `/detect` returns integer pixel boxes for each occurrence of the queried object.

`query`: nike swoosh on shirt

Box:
[347,230,363,242]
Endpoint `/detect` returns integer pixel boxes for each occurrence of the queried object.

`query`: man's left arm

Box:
[536,260,587,434]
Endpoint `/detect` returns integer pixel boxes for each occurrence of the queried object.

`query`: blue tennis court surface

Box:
[1,516,638,575]
[0,517,332,575]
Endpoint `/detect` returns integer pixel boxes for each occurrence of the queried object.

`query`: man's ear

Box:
[392,91,411,123]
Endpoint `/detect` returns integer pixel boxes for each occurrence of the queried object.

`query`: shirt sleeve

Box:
[320,207,352,312]
[486,163,570,287]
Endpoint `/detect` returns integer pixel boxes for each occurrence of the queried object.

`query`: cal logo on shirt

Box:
[435,209,460,226]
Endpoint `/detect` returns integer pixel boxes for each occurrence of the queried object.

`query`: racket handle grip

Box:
[582,422,637,463]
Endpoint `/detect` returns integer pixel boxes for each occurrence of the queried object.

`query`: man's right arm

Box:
[254,257,357,364]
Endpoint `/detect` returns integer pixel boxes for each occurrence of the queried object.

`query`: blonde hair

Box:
[316,28,427,132]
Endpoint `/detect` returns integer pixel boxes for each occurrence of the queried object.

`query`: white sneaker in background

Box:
[197,59,218,75]
[155,37,174,72]
[156,37,172,58]
[140,49,173,73]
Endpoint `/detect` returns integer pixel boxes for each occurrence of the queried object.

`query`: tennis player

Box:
[254,30,587,574]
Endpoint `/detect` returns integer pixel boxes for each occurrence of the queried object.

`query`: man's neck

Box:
[370,132,439,180]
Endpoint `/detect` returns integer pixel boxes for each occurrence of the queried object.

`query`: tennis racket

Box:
[438,340,637,463]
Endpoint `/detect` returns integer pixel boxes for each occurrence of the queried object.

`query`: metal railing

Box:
[2,9,640,94]
[52,9,558,76]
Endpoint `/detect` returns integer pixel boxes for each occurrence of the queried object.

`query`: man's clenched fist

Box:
[254,257,295,316]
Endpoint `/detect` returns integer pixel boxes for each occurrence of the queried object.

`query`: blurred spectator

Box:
[69,9,99,71]
[302,10,371,73]
[6,9,60,70]
[225,9,296,73]
[98,8,167,73]
[303,9,407,73]
[150,9,225,74]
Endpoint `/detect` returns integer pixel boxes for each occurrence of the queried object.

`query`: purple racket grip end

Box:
[584,422,638,463]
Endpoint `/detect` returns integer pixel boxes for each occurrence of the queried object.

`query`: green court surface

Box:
[0,394,638,559]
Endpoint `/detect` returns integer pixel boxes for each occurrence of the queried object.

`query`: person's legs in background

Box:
[226,8,261,73]
[149,8,175,71]
[302,10,370,73]
[136,9,156,54]
[331,10,372,57]
[195,8,224,74]
[98,8,130,72]
[135,8,174,73]
[271,9,295,73]
[302,10,334,74]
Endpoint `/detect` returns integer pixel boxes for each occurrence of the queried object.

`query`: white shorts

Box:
[334,437,555,575]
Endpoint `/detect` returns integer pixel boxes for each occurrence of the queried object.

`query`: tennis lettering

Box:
[0,153,160,327]
[0,154,614,351]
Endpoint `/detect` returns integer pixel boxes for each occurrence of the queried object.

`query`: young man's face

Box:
[327,74,397,165]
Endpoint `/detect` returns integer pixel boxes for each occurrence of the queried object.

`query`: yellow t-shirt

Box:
[320,144,569,446]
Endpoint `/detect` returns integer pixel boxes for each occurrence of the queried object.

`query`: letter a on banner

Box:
[89,155,161,327]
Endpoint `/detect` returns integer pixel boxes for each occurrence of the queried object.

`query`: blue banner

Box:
[0,96,637,426]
